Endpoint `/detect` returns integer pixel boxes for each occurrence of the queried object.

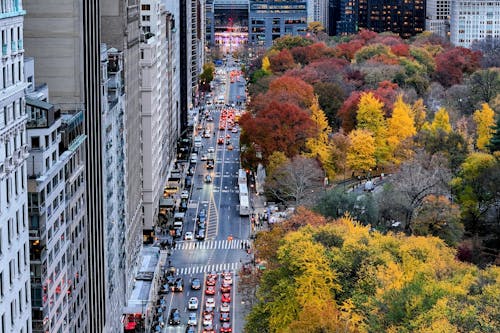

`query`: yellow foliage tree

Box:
[304,98,335,179]
[356,92,388,164]
[267,151,288,177]
[428,107,452,133]
[261,55,271,73]
[347,129,376,173]
[411,98,427,131]
[387,95,416,163]
[473,103,495,151]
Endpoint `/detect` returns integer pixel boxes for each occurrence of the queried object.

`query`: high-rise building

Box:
[307,0,329,31]
[426,0,451,38]
[101,1,144,331]
[450,0,500,47]
[249,0,308,47]
[140,0,180,232]
[23,1,105,331]
[334,0,426,38]
[179,0,205,132]
[25,60,88,332]
[0,2,32,333]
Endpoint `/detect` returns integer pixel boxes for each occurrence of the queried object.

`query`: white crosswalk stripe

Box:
[175,262,241,276]
[173,239,251,251]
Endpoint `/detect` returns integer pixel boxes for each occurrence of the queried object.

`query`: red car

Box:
[205,285,216,295]
[221,293,231,303]
[217,138,224,145]
[206,277,216,286]
[220,322,232,332]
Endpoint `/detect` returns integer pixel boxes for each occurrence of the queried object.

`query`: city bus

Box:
[239,183,250,216]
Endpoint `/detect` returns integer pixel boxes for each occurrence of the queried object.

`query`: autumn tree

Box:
[268,48,296,73]
[356,92,389,163]
[264,156,324,207]
[304,99,335,179]
[246,215,500,333]
[425,107,452,134]
[266,75,315,109]
[282,206,328,232]
[239,101,314,167]
[473,103,495,151]
[387,95,416,163]
[314,81,345,128]
[271,35,313,52]
[411,98,427,131]
[330,130,351,176]
[433,47,482,87]
[266,151,288,177]
[412,195,464,246]
[338,91,362,132]
[261,55,271,73]
[346,129,376,173]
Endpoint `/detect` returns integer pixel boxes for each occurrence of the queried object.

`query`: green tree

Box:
[199,62,215,91]
[451,152,499,235]
[488,114,500,153]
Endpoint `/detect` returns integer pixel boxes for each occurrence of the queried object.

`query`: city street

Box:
[160,63,251,333]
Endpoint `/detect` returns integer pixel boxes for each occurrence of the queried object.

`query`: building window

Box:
[31,136,39,148]
[141,4,150,10]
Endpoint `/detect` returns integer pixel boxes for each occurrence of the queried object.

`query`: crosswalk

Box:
[173,239,251,251]
[175,262,241,275]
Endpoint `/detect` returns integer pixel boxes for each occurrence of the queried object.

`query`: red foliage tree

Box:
[433,47,482,87]
[269,49,296,73]
[390,43,410,57]
[239,101,315,161]
[354,29,378,42]
[266,75,315,108]
[372,81,399,116]
[337,91,362,132]
[335,39,365,60]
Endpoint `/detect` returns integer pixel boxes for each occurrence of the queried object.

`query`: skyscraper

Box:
[426,0,451,39]
[0,1,32,332]
[23,1,105,331]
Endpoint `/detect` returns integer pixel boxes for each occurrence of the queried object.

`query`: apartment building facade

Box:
[450,0,500,47]
[0,1,32,332]
[23,1,105,331]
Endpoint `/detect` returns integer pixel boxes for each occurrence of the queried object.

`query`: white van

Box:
[190,153,198,164]
[194,136,202,148]
[173,221,183,230]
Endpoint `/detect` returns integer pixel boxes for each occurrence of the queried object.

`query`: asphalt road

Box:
[161,65,251,333]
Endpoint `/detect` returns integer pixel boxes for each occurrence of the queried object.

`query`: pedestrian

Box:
[241,241,244,249]
[168,260,171,267]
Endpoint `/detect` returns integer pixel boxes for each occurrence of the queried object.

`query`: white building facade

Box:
[426,0,451,38]
[99,45,128,333]
[141,0,180,231]
[307,0,329,31]
[450,0,500,47]
[25,59,88,333]
[0,1,32,332]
